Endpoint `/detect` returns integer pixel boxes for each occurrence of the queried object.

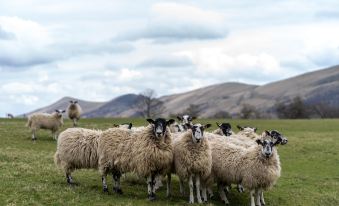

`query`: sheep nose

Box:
[156,132,162,136]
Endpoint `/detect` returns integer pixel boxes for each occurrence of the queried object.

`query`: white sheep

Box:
[67,100,82,127]
[26,110,65,141]
[209,131,284,206]
[97,118,175,200]
[170,123,212,203]
[54,127,103,184]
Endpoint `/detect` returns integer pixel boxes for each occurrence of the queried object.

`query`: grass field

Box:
[0,118,338,206]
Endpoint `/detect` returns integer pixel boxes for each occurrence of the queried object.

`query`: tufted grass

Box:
[0,118,338,206]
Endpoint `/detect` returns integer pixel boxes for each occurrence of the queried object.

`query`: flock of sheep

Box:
[26,101,288,206]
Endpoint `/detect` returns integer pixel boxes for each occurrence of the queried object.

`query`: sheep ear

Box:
[254,127,258,132]
[177,116,182,121]
[265,130,271,136]
[146,119,155,124]
[128,123,133,129]
[216,122,221,127]
[74,101,78,104]
[55,109,59,113]
[113,124,119,127]
[69,100,73,103]
[237,125,244,130]
[204,124,212,129]
[62,110,66,113]
[167,119,175,125]
[256,139,263,145]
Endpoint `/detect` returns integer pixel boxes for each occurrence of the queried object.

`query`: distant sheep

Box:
[26,110,65,141]
[7,113,14,119]
[177,115,195,131]
[113,123,133,129]
[212,122,233,136]
[172,123,212,203]
[54,128,102,184]
[67,100,82,127]
[97,118,175,200]
[169,121,184,133]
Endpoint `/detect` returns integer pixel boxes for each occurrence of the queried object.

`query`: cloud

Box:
[0,26,15,40]
[115,2,228,43]
[138,55,193,68]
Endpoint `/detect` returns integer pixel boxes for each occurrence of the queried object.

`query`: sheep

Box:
[67,100,82,127]
[209,130,285,206]
[113,123,133,129]
[169,121,185,133]
[171,123,212,204]
[54,128,103,184]
[236,125,261,140]
[212,122,233,136]
[97,118,175,200]
[7,113,14,118]
[177,115,195,131]
[26,110,65,141]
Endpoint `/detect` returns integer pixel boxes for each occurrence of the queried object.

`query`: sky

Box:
[1,0,339,116]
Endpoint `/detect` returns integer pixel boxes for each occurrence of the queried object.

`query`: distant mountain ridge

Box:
[25,65,339,118]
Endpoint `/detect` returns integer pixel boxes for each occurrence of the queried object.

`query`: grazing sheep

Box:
[97,118,175,200]
[212,122,233,136]
[54,128,102,184]
[209,130,284,206]
[7,113,14,119]
[171,123,212,204]
[67,100,82,127]
[26,110,65,141]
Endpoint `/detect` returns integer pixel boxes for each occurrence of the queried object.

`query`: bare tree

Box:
[275,96,309,119]
[134,89,165,118]
[182,104,201,118]
[239,104,260,119]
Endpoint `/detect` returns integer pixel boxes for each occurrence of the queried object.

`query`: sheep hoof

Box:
[148,193,156,201]
[237,185,244,193]
[189,200,194,204]
[223,200,229,205]
[113,187,123,194]
[103,187,109,193]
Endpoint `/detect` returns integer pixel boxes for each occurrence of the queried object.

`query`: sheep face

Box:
[55,109,65,118]
[147,118,175,138]
[256,139,276,158]
[216,122,232,136]
[177,115,196,125]
[69,100,78,109]
[268,130,288,145]
[187,123,211,143]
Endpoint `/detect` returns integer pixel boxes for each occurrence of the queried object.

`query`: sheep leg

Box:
[66,173,74,184]
[250,189,255,206]
[147,174,156,201]
[102,175,108,193]
[237,183,244,193]
[201,184,207,202]
[207,187,214,199]
[112,171,123,194]
[195,175,202,203]
[31,130,36,141]
[255,188,262,206]
[166,173,171,198]
[218,182,229,205]
[259,189,265,205]
[179,178,185,196]
[189,175,194,204]
[154,175,163,191]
